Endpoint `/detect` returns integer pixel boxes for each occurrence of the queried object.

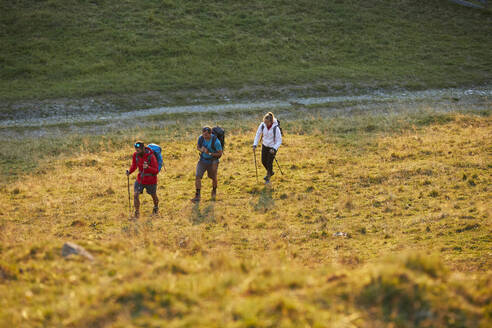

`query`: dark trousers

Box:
[261,145,276,175]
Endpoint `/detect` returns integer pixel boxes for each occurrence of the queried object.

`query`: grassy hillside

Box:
[1,112,490,327]
[1,0,491,101]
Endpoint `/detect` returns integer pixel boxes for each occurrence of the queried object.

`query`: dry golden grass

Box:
[0,114,491,327]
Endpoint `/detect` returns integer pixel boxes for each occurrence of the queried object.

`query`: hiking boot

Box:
[211,190,217,201]
[264,171,274,180]
[191,195,201,203]
[152,207,159,215]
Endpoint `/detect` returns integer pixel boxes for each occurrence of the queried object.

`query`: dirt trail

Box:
[1,86,490,138]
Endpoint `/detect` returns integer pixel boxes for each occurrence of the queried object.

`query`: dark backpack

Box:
[198,126,225,158]
[275,119,283,138]
[212,126,225,150]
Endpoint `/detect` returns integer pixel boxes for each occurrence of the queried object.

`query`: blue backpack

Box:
[147,143,163,173]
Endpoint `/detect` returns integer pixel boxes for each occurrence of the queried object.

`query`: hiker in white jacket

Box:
[252,112,282,183]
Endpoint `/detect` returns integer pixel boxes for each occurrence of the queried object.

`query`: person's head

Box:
[263,112,275,126]
[134,141,145,155]
[202,126,212,140]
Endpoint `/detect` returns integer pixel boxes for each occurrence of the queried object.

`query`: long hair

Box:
[263,112,275,123]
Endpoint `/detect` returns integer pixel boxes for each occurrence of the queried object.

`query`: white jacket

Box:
[253,119,282,150]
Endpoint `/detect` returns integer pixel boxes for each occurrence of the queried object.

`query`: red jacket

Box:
[129,147,158,185]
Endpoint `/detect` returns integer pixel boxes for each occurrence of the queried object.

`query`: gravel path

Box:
[1,86,490,138]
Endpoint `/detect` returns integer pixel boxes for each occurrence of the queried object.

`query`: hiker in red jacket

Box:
[126,141,159,218]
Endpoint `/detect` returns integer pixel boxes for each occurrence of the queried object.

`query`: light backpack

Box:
[147,143,163,173]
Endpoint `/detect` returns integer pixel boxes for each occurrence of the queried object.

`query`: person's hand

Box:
[252,145,257,150]
[269,148,276,154]
[143,162,149,169]
[126,169,130,176]
[201,146,208,153]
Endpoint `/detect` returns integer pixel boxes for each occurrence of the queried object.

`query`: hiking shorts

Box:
[196,159,219,179]
[134,181,157,195]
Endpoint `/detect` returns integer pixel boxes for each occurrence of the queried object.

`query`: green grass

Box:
[0,111,490,326]
[1,109,486,183]
[1,0,491,102]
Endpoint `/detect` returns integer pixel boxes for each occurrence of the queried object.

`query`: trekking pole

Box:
[127,172,131,215]
[253,147,258,183]
[274,157,284,175]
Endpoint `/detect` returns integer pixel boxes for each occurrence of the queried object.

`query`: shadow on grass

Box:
[190,202,216,225]
[254,186,275,212]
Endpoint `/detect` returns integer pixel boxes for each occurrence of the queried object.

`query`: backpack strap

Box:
[147,150,156,176]
[147,149,153,167]
[136,150,157,177]
[211,135,217,152]
[198,135,217,160]
[199,135,217,152]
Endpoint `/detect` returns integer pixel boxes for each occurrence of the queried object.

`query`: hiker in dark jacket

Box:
[191,127,223,203]
[253,112,282,184]
[126,141,159,218]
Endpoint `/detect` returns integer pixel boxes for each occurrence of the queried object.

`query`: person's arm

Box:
[253,123,263,147]
[128,153,137,174]
[209,149,223,158]
[146,153,159,175]
[273,126,282,150]
[197,136,207,153]
[209,138,223,158]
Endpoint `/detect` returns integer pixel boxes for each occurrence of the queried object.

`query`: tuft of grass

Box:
[404,253,448,279]
[357,254,473,327]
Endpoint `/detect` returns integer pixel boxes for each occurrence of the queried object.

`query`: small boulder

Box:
[178,237,189,248]
[62,242,94,261]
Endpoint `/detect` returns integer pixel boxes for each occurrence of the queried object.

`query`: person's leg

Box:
[208,161,218,187]
[133,182,141,217]
[151,192,159,208]
[192,176,202,202]
[195,176,202,190]
[261,145,268,170]
[262,146,274,181]
[193,161,206,202]
[147,184,159,214]
[261,145,269,179]
[208,161,219,199]
[134,193,140,215]
[266,151,275,177]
